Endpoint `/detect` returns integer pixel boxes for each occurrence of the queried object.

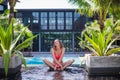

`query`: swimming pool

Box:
[25,57,85,65]
[25,57,44,65]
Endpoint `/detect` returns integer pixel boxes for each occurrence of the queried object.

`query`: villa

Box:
[0,0,120,80]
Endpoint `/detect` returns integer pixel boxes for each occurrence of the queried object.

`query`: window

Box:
[74,32,81,52]
[49,12,56,30]
[16,13,22,18]
[40,12,48,30]
[16,13,23,23]
[41,32,72,52]
[74,12,80,21]
[23,17,30,26]
[65,12,72,30]
[32,33,39,51]
[74,12,87,31]
[32,12,39,23]
[57,12,64,30]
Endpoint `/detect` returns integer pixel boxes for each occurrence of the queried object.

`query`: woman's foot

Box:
[48,67,54,71]
[54,67,57,71]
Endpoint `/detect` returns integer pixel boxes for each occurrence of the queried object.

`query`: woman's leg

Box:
[43,58,55,69]
[62,59,74,70]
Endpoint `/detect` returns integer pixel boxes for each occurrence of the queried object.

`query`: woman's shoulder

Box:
[50,47,54,52]
[62,47,65,51]
[63,47,65,49]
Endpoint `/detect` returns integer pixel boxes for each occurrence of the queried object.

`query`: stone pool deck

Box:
[21,65,120,80]
[1,65,119,80]
[22,65,86,80]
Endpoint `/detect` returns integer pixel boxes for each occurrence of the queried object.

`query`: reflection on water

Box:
[1,66,119,80]
[86,76,120,80]
[53,72,63,80]
[0,71,22,80]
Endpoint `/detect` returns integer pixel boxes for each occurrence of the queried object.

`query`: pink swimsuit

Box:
[53,52,63,69]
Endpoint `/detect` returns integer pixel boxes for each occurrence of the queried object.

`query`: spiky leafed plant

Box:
[78,19,120,56]
[0,19,37,76]
[0,11,34,51]
[68,0,120,30]
[0,11,33,39]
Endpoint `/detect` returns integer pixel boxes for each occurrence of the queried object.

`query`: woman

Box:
[43,39,74,71]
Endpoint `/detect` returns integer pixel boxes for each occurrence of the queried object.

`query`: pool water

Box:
[25,57,85,65]
[26,57,44,65]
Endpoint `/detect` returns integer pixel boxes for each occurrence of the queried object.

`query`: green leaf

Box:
[15,35,38,50]
[10,27,26,51]
[104,37,118,55]
[3,51,11,76]
[106,47,120,56]
[0,25,6,49]
[5,20,13,50]
[84,34,102,56]
[98,32,104,55]
[105,31,113,47]
[0,0,3,3]
[85,45,99,56]
[77,36,86,49]
[15,51,27,68]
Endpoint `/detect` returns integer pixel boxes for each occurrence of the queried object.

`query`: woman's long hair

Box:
[52,39,64,50]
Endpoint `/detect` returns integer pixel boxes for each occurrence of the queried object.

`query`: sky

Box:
[14,0,78,9]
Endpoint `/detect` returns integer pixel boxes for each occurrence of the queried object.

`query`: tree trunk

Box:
[9,7,14,23]
[99,19,104,31]
[98,9,106,31]
[8,0,15,39]
[8,0,14,23]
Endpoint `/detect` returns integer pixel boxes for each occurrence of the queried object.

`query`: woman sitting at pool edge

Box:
[43,39,74,71]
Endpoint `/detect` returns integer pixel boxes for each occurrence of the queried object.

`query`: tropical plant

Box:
[78,18,120,56]
[68,0,120,30]
[0,0,20,22]
[0,19,37,76]
[0,11,33,46]
[0,0,22,40]
[114,20,120,34]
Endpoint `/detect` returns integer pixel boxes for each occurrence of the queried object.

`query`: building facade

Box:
[15,9,90,53]
[0,0,7,13]
[1,0,119,53]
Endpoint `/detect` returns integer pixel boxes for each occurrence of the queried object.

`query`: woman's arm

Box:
[58,48,65,62]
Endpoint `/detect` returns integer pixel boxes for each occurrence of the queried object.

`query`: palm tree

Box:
[0,0,20,23]
[0,0,20,38]
[68,0,120,30]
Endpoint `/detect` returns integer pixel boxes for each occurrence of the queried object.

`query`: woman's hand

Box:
[54,61,63,70]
